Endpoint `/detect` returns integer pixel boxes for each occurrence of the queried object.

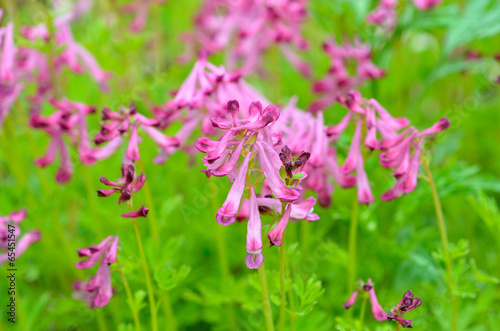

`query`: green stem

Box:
[209,179,238,330]
[358,294,368,331]
[422,160,458,331]
[135,159,159,240]
[279,238,286,331]
[130,206,158,331]
[285,251,296,331]
[116,257,142,331]
[259,262,275,331]
[95,310,108,331]
[161,292,177,331]
[347,197,359,294]
[396,323,400,331]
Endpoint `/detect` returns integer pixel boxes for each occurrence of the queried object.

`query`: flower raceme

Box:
[182,0,310,76]
[310,38,385,113]
[0,209,41,265]
[342,279,387,322]
[30,99,120,183]
[329,90,449,203]
[387,290,423,328]
[73,236,119,308]
[197,100,319,269]
[97,163,148,213]
[94,105,180,163]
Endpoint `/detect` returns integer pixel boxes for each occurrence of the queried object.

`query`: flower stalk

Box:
[259,262,275,331]
[422,160,458,331]
[129,204,158,331]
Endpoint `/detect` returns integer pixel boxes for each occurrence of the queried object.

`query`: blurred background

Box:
[0,0,499,330]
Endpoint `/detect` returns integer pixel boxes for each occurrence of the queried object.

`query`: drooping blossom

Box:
[319,89,449,203]
[366,0,397,31]
[387,290,423,328]
[0,209,41,265]
[97,163,146,205]
[367,0,442,33]
[310,39,385,113]
[73,236,118,308]
[342,279,387,322]
[21,0,111,92]
[181,0,310,76]
[94,105,179,163]
[196,100,318,268]
[245,187,264,269]
[30,99,119,183]
[122,0,166,32]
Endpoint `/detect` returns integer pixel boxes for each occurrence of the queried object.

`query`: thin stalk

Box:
[116,257,142,331]
[95,310,108,331]
[135,159,159,240]
[347,197,359,293]
[279,237,286,331]
[258,262,275,331]
[284,252,296,331]
[209,179,238,330]
[161,292,177,331]
[396,323,400,331]
[422,161,458,331]
[129,205,158,331]
[358,295,368,331]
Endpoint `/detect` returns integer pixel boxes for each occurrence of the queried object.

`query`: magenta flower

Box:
[121,205,149,218]
[245,187,264,269]
[387,290,423,328]
[311,39,384,112]
[267,204,292,247]
[216,151,253,225]
[97,163,146,205]
[94,106,179,163]
[413,0,442,10]
[74,236,118,308]
[0,209,41,265]
[343,279,387,321]
[183,0,310,76]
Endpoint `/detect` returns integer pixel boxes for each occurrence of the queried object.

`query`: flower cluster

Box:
[0,209,41,265]
[73,236,119,308]
[367,0,443,32]
[181,0,310,76]
[97,163,149,218]
[310,39,385,113]
[342,279,387,322]
[30,99,119,183]
[387,290,423,328]
[197,100,318,269]
[94,105,179,163]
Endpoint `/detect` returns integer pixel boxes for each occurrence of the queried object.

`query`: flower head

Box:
[74,236,119,308]
[97,163,146,204]
[342,279,387,321]
[387,290,423,328]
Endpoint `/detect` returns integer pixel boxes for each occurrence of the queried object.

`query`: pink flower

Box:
[245,187,264,269]
[342,290,359,309]
[74,236,118,308]
[216,151,253,225]
[412,0,442,10]
[97,163,146,204]
[121,205,149,218]
[267,204,292,247]
[343,279,387,321]
[0,207,41,265]
[367,279,388,321]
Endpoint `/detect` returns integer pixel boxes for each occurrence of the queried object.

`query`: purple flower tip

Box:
[245,252,264,269]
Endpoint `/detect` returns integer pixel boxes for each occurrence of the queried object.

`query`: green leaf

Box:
[154,265,191,291]
[133,290,147,312]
